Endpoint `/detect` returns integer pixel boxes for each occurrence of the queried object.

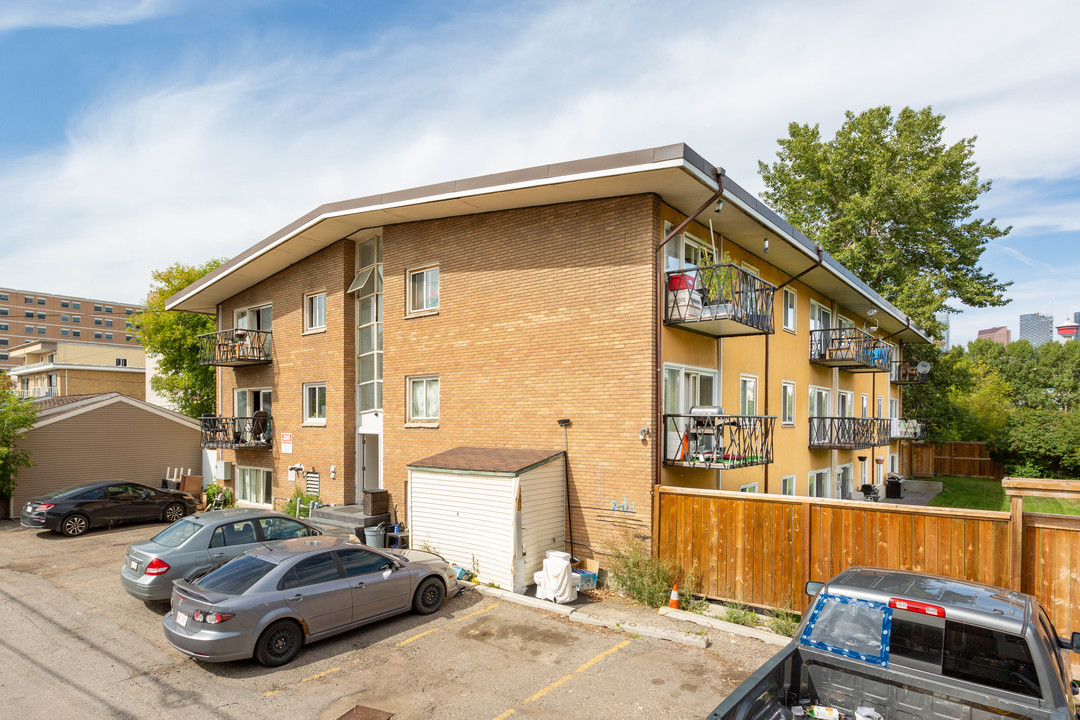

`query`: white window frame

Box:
[739,374,758,416]
[809,385,831,417]
[837,390,854,418]
[407,375,440,425]
[861,393,869,418]
[115,358,127,367]
[781,381,796,426]
[809,468,832,499]
[889,397,899,420]
[877,396,884,419]
[809,300,832,331]
[837,462,854,499]
[304,292,326,333]
[739,482,759,493]
[303,383,326,426]
[890,453,899,473]
[407,264,440,316]
[781,475,796,496]
[782,288,796,333]
[235,387,272,419]
[235,466,273,507]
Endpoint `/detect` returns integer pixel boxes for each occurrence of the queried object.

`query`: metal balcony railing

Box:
[890,360,928,385]
[890,418,928,441]
[200,414,273,449]
[664,263,776,336]
[663,411,775,469]
[197,329,273,367]
[808,417,890,450]
[19,387,60,399]
[809,328,891,372]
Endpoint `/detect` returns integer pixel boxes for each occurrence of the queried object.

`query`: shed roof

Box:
[408,447,564,475]
[31,392,200,430]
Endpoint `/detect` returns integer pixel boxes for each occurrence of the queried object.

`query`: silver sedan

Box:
[162,536,458,666]
[121,509,323,602]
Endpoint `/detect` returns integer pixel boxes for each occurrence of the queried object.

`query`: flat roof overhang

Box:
[166,143,930,345]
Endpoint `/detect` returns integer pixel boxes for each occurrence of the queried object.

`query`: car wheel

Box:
[254,619,302,667]
[60,514,89,537]
[162,503,186,523]
[412,576,445,615]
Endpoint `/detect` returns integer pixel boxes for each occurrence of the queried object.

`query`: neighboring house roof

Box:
[166,143,931,344]
[8,363,145,377]
[31,392,201,430]
[408,447,564,476]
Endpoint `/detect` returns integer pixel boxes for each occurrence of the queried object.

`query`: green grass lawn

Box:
[928,476,1080,516]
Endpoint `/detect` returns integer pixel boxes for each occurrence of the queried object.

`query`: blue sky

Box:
[1,0,1078,347]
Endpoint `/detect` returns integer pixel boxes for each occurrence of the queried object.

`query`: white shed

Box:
[407,447,566,594]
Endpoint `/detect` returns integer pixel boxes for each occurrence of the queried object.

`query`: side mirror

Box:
[805,581,824,597]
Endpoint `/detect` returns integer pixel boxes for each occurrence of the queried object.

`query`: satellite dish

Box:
[916,361,931,375]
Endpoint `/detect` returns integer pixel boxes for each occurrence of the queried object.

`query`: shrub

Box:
[766,608,800,637]
[204,484,234,509]
[606,535,678,608]
[283,486,320,518]
[720,601,758,627]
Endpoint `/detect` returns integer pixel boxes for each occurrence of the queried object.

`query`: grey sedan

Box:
[121,509,322,602]
[162,536,457,666]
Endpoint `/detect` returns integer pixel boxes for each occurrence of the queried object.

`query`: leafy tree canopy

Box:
[0,372,37,497]
[130,259,227,417]
[758,105,1011,337]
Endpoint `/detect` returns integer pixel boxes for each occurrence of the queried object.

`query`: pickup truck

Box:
[708,567,1080,720]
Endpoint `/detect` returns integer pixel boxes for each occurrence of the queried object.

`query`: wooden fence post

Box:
[1008,488,1023,591]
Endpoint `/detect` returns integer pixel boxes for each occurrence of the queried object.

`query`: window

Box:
[125,335,132,342]
[25,325,34,333]
[125,308,133,315]
[94,304,102,312]
[105,319,113,327]
[61,315,69,322]
[781,475,796,495]
[781,381,795,426]
[0,309,7,316]
[809,469,831,498]
[739,375,757,416]
[235,467,272,505]
[24,311,33,318]
[337,548,390,576]
[236,388,272,421]
[24,296,34,304]
[942,622,1040,698]
[354,235,383,413]
[72,302,80,309]
[105,333,113,340]
[94,318,102,326]
[0,354,7,361]
[208,520,258,548]
[861,393,869,418]
[36,312,45,320]
[303,383,326,424]
[889,397,898,419]
[105,306,113,313]
[837,390,854,418]
[809,300,832,331]
[663,229,711,270]
[72,315,80,323]
[407,265,440,314]
[60,300,68,308]
[94,331,102,339]
[809,387,831,448]
[408,376,439,422]
[0,323,7,330]
[304,292,326,331]
[36,297,45,305]
[739,483,759,492]
[235,304,272,334]
[0,338,6,346]
[280,553,340,589]
[61,329,69,337]
[0,293,7,301]
[782,288,796,332]
[73,330,81,337]
[115,358,127,367]
[877,396,883,418]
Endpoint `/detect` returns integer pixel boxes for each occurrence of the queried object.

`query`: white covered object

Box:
[538,556,578,604]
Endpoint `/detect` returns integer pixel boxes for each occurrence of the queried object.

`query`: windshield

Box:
[197,555,275,595]
[150,518,203,548]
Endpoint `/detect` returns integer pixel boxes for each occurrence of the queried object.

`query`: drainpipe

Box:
[763,333,769,493]
[654,175,726,553]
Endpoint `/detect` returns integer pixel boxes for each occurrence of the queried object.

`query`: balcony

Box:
[197,329,273,367]
[19,387,60,399]
[663,409,775,470]
[808,417,890,450]
[890,360,928,385]
[664,263,776,337]
[809,328,891,372]
[890,418,928,441]
[200,414,273,449]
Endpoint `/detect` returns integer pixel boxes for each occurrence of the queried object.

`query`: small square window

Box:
[73,330,81,337]
[408,265,439,314]
[73,316,80,323]
[24,310,34,318]
[94,304,102,312]
[303,383,327,424]
[304,292,326,331]
[105,319,113,327]
[0,338,7,346]
[0,323,7,330]
[105,306,113,313]
[37,326,46,334]
[0,353,7,361]
[61,315,69,322]
[781,475,796,495]
[61,329,69,337]
[115,358,127,367]
[72,302,80,309]
[0,293,8,301]
[60,300,69,308]
[24,296,34,304]
[126,308,133,315]
[37,298,46,305]
[125,335,133,342]
[37,312,46,320]
[94,331,102,339]
[408,376,440,422]
[94,318,102,326]
[105,333,113,340]
[0,309,7,316]
[25,325,34,333]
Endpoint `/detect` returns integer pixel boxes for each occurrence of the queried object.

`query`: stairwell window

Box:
[782,288,796,333]
[407,265,439,316]
[303,383,326,426]
[304,292,326,332]
[739,375,758,416]
[407,376,439,425]
[781,381,796,426]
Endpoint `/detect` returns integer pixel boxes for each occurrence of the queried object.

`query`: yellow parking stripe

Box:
[491,639,631,719]
[396,602,497,647]
[80,575,117,585]
[300,666,341,683]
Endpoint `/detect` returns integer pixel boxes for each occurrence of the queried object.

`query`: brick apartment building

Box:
[6,339,146,400]
[168,144,931,556]
[0,288,143,373]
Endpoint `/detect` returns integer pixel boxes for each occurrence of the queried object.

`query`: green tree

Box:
[0,372,37,498]
[758,106,1011,336]
[130,259,227,417]
[902,344,974,443]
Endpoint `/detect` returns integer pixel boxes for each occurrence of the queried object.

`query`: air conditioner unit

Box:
[215,460,232,480]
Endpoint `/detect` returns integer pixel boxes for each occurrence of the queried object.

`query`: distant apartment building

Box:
[976,326,1011,346]
[0,288,143,373]
[6,339,145,400]
[1019,312,1053,347]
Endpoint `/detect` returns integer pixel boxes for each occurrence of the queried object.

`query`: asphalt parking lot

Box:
[0,518,776,720]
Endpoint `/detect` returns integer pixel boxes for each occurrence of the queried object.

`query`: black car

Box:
[20,480,198,537]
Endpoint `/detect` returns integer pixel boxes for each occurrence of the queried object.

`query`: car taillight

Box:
[193,610,234,624]
[890,598,945,617]
[36,503,55,511]
[144,558,171,576]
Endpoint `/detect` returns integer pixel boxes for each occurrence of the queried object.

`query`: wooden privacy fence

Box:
[657,478,1080,640]
[900,441,1004,479]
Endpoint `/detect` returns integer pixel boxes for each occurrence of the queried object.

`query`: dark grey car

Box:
[162,536,458,666]
[121,509,322,602]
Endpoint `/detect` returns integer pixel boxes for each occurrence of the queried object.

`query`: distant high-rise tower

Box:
[1074,311,1080,325]
[935,312,950,349]
[977,326,1011,346]
[1019,312,1054,347]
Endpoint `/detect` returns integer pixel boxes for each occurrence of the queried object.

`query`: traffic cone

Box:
[667,584,680,610]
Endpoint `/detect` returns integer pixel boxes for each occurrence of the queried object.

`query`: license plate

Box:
[175,611,189,628]
[129,560,139,571]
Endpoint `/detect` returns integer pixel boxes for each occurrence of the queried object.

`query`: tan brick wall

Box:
[217,240,356,507]
[19,367,145,400]
[381,195,660,557]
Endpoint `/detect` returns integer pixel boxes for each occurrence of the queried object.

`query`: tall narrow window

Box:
[303,383,326,424]
[739,376,757,416]
[783,288,796,332]
[408,376,440,422]
[408,265,439,314]
[353,236,383,413]
[781,381,795,426]
[781,475,796,495]
[304,292,326,331]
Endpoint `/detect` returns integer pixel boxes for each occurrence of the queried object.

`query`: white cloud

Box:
[0,0,177,31]
[1,0,1079,306]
